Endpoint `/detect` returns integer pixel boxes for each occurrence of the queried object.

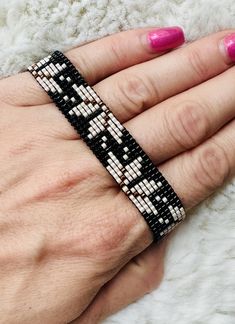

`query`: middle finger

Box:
[126,65,235,165]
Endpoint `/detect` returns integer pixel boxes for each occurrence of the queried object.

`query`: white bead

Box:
[150,180,155,186]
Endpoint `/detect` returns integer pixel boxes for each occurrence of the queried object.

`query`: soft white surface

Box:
[0,1,234,323]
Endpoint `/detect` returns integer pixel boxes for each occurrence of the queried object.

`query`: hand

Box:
[0,27,234,323]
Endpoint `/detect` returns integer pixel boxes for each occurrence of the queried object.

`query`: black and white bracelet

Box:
[28,51,186,241]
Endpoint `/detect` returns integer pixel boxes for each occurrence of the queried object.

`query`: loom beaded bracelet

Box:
[28,51,186,241]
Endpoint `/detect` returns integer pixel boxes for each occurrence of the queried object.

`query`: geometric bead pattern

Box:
[28,51,186,241]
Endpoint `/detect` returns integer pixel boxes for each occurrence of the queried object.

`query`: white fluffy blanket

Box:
[0,1,234,323]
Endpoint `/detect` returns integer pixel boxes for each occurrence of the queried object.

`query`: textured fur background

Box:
[0,1,234,323]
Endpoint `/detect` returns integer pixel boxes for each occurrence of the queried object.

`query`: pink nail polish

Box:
[223,33,235,61]
[147,27,185,52]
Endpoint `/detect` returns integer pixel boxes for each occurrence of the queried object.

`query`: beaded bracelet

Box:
[28,51,186,241]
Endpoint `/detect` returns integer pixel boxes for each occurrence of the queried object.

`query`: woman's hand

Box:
[0,27,234,323]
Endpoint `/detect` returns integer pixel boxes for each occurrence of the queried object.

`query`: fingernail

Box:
[223,33,235,61]
[147,26,185,52]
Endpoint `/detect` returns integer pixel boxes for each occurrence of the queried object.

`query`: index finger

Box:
[0,27,185,107]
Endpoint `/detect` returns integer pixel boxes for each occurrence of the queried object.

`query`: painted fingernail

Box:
[147,26,185,52]
[223,33,235,61]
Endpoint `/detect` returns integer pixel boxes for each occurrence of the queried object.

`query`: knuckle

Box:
[5,126,42,157]
[109,36,127,70]
[192,141,231,190]
[83,195,150,264]
[89,215,128,257]
[115,73,155,118]
[35,157,101,201]
[8,138,37,157]
[54,200,141,266]
[93,204,141,257]
[187,48,210,81]
[38,163,144,261]
[165,100,211,149]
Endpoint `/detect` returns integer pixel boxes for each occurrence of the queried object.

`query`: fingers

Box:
[72,240,168,324]
[159,118,235,209]
[18,30,235,143]
[94,29,235,122]
[0,27,184,107]
[126,65,235,165]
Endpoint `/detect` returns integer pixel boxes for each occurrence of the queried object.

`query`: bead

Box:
[28,51,186,242]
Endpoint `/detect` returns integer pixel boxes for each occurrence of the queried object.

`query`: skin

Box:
[0,27,234,323]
